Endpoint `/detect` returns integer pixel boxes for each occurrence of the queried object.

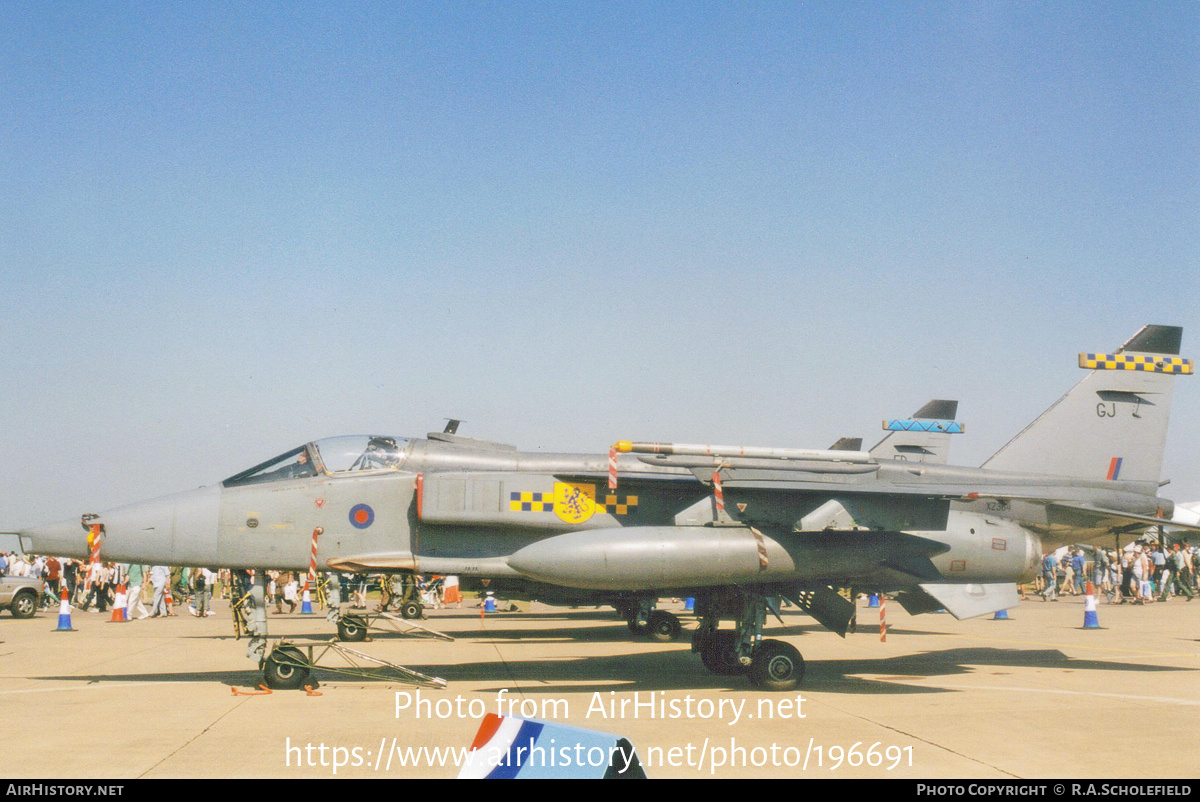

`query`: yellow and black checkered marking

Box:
[595,494,639,515]
[1078,353,1193,374]
[510,491,554,512]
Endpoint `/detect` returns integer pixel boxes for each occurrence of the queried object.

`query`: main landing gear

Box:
[691,589,804,691]
[619,598,684,643]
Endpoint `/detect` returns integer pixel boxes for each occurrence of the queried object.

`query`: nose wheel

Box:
[263,645,312,690]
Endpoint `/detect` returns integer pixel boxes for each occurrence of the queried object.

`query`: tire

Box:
[263,646,310,690]
[337,615,367,642]
[698,630,746,675]
[645,610,682,642]
[749,639,804,691]
[11,591,36,619]
[400,601,423,620]
[626,615,644,634]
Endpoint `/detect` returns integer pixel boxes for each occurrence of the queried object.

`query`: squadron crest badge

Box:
[553,482,596,524]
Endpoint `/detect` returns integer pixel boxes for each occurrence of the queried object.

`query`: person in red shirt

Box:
[44,556,62,608]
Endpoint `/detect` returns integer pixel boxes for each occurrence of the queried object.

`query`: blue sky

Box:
[2,2,1197,527]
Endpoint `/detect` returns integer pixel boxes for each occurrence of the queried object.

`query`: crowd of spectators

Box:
[1033,539,1197,604]
[2,554,454,617]
[7,539,1197,618]
[0,554,223,617]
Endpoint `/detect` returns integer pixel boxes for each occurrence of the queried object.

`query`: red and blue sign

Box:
[457,713,645,779]
[1106,457,1123,481]
[349,503,375,529]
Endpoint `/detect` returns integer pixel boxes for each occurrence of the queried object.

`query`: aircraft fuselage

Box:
[23,431,1165,596]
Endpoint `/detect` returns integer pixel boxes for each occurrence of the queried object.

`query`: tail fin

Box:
[869,399,961,464]
[982,325,1190,484]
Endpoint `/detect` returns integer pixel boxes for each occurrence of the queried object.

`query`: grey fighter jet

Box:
[21,325,1195,691]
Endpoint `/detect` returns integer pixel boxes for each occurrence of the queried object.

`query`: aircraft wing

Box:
[568,451,1177,537]
[961,495,1200,546]
[1044,502,1200,537]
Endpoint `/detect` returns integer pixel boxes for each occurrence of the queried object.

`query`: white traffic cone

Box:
[55,587,75,632]
[1083,582,1100,629]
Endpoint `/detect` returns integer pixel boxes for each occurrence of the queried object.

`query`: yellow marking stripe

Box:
[509,491,554,512]
[510,501,554,511]
[1079,353,1193,374]
[596,495,638,515]
[509,488,641,515]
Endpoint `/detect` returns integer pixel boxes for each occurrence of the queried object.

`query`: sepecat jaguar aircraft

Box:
[21,325,1196,690]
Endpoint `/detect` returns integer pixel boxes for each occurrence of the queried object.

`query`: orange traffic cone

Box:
[110,583,128,623]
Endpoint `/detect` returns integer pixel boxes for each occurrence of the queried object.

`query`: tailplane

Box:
[982,325,1190,484]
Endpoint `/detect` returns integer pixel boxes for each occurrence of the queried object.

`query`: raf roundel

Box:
[348,503,375,529]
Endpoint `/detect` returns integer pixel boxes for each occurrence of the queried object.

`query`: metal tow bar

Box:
[336,610,455,643]
[262,638,447,691]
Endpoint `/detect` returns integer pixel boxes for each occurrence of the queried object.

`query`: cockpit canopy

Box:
[222,435,412,487]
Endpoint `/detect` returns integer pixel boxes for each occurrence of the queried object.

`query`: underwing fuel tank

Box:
[505,526,953,591]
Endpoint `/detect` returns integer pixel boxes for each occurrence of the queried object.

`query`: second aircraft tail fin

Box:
[869,399,961,464]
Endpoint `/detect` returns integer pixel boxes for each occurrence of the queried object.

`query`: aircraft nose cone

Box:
[97,485,220,566]
[19,484,220,566]
[20,518,89,559]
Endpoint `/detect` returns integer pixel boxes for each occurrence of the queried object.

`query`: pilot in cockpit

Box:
[277,450,318,480]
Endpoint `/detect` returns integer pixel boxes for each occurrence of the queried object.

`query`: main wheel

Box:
[263,646,311,690]
[749,639,804,691]
[337,614,368,642]
[645,610,682,642]
[11,590,36,619]
[400,601,423,620]
[698,630,746,675]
